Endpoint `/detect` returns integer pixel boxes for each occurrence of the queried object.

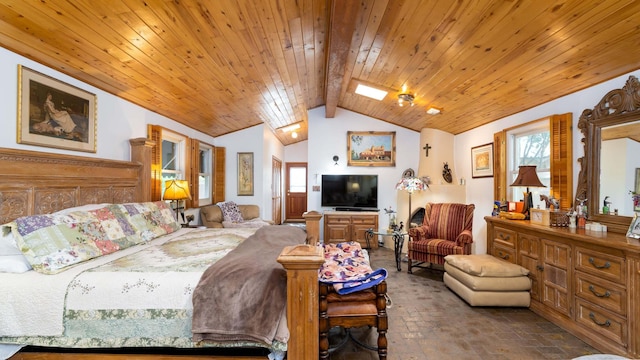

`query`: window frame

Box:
[494,113,572,211]
[197,141,214,206]
[505,119,550,208]
[160,129,188,195]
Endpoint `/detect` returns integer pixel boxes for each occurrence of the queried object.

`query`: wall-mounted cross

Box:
[423,143,432,157]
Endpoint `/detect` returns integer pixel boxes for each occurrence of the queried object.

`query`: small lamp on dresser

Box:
[510,165,545,220]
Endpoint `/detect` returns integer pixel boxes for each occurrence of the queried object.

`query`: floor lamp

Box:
[163,179,192,222]
[395,176,428,228]
[510,165,545,220]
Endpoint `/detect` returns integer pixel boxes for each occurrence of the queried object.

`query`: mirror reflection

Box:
[599,120,640,216]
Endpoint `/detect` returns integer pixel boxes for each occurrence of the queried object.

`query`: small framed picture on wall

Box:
[471,143,494,178]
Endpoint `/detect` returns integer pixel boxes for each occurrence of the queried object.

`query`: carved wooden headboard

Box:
[0,147,142,223]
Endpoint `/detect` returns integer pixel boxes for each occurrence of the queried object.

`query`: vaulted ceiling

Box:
[1,0,639,145]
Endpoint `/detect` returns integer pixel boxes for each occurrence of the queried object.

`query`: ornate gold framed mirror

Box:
[575,75,640,233]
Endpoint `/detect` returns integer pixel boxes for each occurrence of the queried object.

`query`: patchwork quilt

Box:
[0,227,266,349]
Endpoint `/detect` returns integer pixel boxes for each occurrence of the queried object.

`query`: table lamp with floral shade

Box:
[395,176,428,226]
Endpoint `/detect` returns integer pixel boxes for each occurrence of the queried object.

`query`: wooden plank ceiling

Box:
[1,0,639,145]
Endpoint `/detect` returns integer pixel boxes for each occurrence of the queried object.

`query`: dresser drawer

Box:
[575,247,625,284]
[575,271,626,316]
[325,215,351,224]
[575,298,627,348]
[491,243,516,263]
[493,227,516,247]
[350,215,377,225]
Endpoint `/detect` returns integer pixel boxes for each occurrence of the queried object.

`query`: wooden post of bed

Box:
[302,210,322,245]
[277,211,324,360]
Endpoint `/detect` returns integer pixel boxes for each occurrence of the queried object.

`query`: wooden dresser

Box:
[323,211,379,249]
[485,216,640,358]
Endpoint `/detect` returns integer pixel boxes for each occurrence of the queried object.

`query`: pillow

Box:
[10,207,145,274]
[54,203,111,215]
[115,201,180,242]
[217,201,244,223]
[444,254,529,277]
[8,202,180,274]
[0,225,32,273]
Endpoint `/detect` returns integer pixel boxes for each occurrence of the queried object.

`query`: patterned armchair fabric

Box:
[407,203,475,273]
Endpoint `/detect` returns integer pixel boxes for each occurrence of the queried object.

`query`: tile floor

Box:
[329,247,601,360]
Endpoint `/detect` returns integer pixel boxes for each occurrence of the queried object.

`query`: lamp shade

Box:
[510,166,545,188]
[395,176,428,193]
[163,180,192,200]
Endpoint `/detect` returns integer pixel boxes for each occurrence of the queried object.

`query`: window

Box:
[289,167,307,193]
[147,125,224,205]
[506,121,550,208]
[161,130,187,195]
[198,142,213,206]
[494,114,572,210]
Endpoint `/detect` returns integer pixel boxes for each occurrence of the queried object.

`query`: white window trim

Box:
[199,142,213,206]
[161,130,188,193]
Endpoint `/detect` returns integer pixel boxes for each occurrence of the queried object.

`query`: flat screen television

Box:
[321,174,378,211]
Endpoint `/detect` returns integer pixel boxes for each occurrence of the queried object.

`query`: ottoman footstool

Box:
[443,254,531,307]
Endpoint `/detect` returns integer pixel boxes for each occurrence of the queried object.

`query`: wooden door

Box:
[272,157,282,225]
[285,162,307,222]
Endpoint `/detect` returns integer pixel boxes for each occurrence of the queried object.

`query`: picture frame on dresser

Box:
[626,212,640,239]
[17,65,97,153]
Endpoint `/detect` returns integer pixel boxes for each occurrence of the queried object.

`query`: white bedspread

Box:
[0,228,191,337]
[1,226,276,353]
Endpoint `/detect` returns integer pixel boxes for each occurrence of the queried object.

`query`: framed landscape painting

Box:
[471,143,494,178]
[17,65,97,153]
[347,131,396,167]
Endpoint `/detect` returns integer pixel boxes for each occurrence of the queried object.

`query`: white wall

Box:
[456,69,640,254]
[0,47,215,159]
[306,107,421,239]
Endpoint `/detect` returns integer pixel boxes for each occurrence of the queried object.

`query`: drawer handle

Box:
[589,312,611,327]
[588,285,611,298]
[497,251,509,260]
[499,234,511,241]
[588,257,611,269]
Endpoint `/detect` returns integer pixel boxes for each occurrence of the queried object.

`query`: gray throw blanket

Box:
[191,225,307,347]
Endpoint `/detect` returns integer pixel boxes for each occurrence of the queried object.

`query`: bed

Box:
[0,147,324,360]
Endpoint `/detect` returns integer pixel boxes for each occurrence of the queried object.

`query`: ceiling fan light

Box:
[397,93,415,107]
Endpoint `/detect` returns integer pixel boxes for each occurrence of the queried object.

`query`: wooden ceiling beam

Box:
[324,0,361,118]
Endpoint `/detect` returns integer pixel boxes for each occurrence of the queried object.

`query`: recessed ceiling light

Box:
[426,107,441,115]
[355,84,388,101]
[279,123,301,132]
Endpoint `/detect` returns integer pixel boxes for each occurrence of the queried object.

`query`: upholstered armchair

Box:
[407,203,475,273]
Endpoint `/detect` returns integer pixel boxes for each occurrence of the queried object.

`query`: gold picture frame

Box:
[347,131,396,167]
[237,152,254,196]
[471,143,494,178]
[17,65,97,153]
[627,212,640,239]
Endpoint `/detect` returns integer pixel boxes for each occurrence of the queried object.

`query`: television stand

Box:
[324,210,379,249]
